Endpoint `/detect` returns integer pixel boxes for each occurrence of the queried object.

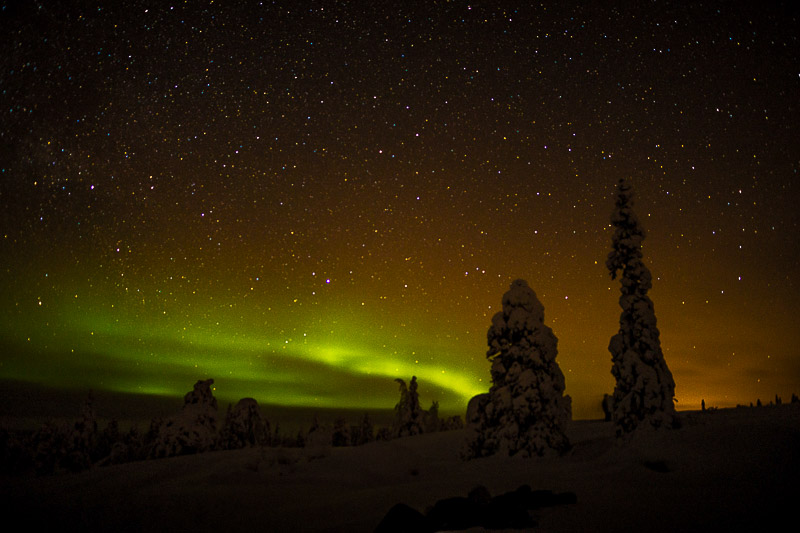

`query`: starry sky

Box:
[1,1,798,419]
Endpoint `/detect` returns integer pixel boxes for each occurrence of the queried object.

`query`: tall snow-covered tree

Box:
[463,279,571,458]
[606,178,677,436]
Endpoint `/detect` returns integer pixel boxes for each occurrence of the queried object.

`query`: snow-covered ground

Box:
[2,405,798,532]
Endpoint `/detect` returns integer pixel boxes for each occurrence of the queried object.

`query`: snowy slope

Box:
[2,405,798,532]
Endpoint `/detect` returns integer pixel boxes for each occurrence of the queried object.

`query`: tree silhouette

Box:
[606,179,677,436]
[393,376,425,437]
[463,279,571,458]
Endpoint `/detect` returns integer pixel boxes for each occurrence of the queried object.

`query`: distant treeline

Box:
[0,376,462,476]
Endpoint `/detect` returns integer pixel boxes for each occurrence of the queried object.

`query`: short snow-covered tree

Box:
[606,178,677,436]
[354,412,374,446]
[221,397,270,449]
[602,394,613,421]
[463,279,571,458]
[391,376,443,437]
[331,416,351,447]
[424,400,440,433]
[392,376,425,437]
[151,378,220,458]
[305,416,332,458]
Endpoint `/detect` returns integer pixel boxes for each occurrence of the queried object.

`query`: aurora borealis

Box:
[1,1,798,419]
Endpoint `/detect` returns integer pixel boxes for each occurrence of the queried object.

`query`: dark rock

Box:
[375,484,576,532]
[483,485,537,529]
[427,496,480,530]
[529,489,578,507]
[643,460,671,473]
[374,503,432,533]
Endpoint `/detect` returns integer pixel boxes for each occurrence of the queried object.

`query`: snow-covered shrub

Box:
[375,427,392,441]
[52,392,101,471]
[441,415,464,431]
[602,394,613,421]
[353,412,375,445]
[72,392,99,457]
[96,418,121,461]
[331,416,351,447]
[151,378,219,458]
[0,428,31,475]
[424,401,441,433]
[27,393,102,474]
[292,429,306,448]
[220,397,270,449]
[31,420,73,474]
[305,417,332,459]
[606,179,678,436]
[463,279,571,459]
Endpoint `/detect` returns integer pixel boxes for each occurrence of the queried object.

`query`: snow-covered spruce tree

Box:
[463,279,571,459]
[331,416,351,447]
[305,415,332,459]
[355,412,374,445]
[424,400,441,433]
[220,397,270,449]
[151,378,220,458]
[67,391,100,470]
[392,376,426,438]
[606,178,677,436]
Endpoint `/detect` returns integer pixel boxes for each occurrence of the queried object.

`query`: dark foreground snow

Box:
[2,405,798,532]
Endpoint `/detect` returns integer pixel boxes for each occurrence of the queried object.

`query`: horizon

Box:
[4,377,788,436]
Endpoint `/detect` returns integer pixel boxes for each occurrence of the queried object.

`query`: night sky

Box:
[2,1,798,419]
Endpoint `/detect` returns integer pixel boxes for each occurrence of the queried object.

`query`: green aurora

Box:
[1,278,488,412]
